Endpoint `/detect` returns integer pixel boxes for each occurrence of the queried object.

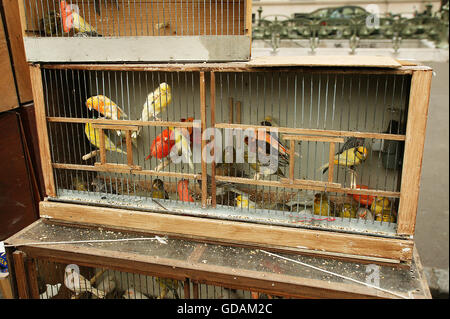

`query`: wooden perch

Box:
[82,150,99,161]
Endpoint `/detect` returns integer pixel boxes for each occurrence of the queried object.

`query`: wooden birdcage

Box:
[30,56,432,264]
[19,0,252,62]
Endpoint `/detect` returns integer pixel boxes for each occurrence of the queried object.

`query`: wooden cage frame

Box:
[18,0,252,62]
[30,59,432,264]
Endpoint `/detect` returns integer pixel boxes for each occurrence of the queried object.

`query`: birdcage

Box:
[32,57,432,264]
[20,0,252,62]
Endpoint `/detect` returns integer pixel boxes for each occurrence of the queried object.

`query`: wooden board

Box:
[0,112,39,240]
[1,0,33,104]
[39,201,414,262]
[24,36,251,62]
[0,14,18,112]
[4,219,432,298]
[397,70,433,235]
[29,66,56,197]
[247,56,403,68]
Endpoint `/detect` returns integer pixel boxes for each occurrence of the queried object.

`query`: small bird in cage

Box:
[146,129,175,161]
[39,11,62,36]
[83,122,127,160]
[64,268,106,299]
[371,197,395,222]
[244,150,285,180]
[156,278,180,299]
[319,146,368,174]
[177,179,195,202]
[85,95,128,121]
[151,179,169,200]
[60,1,101,37]
[170,127,195,171]
[244,130,291,166]
[132,83,172,140]
[236,194,256,209]
[123,288,149,299]
[338,137,366,154]
[338,203,357,218]
[313,193,335,216]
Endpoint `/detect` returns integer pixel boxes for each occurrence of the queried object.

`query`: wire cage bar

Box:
[11,254,285,299]
[19,0,252,62]
[32,62,432,263]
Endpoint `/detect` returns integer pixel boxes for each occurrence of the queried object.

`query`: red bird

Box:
[177,179,194,202]
[146,129,175,160]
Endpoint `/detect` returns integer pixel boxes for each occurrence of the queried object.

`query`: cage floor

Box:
[52,188,398,237]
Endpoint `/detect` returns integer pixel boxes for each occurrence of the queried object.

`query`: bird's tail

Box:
[131,127,142,140]
[318,163,329,174]
[90,288,106,299]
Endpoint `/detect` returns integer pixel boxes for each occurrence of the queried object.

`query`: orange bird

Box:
[177,179,194,202]
[146,129,175,160]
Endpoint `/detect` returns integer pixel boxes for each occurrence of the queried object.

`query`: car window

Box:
[354,8,366,15]
[342,7,354,17]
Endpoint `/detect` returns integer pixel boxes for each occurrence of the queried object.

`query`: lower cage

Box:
[25,259,283,299]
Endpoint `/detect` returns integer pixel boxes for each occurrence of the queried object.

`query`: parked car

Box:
[293,6,371,20]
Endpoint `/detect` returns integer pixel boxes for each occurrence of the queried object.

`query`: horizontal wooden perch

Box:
[216,175,400,198]
[47,117,201,128]
[215,123,406,141]
[52,163,201,180]
[283,134,345,144]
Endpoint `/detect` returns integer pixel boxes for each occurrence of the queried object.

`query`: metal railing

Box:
[252,5,449,53]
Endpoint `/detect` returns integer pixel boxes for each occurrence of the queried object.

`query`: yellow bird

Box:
[84,122,127,155]
[132,83,172,139]
[155,278,179,299]
[319,146,368,173]
[151,179,169,199]
[236,195,256,209]
[338,203,357,218]
[313,193,335,216]
[371,197,395,222]
[60,1,100,36]
[170,127,194,171]
[85,95,128,121]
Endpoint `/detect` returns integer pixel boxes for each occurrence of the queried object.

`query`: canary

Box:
[313,193,335,216]
[236,194,256,209]
[156,278,180,299]
[60,1,100,36]
[39,11,62,36]
[338,203,357,218]
[319,146,368,173]
[177,179,194,202]
[338,137,365,154]
[170,127,194,171]
[371,197,395,222]
[132,83,172,139]
[84,122,127,156]
[146,129,175,160]
[151,179,169,199]
[85,95,128,121]
[244,150,285,180]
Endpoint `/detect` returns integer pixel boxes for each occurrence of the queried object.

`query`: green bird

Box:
[151,179,169,199]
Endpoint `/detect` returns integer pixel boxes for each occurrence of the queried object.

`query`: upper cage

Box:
[19,0,252,62]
